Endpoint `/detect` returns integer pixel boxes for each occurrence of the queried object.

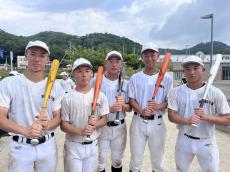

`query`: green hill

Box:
[0,29,230,69]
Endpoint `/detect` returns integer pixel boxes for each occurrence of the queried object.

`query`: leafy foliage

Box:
[0,29,230,75]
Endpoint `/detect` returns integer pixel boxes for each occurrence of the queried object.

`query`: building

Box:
[159,54,230,81]
[17,56,28,69]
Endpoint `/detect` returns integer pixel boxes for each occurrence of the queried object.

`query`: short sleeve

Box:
[168,88,178,111]
[214,88,230,115]
[98,92,110,116]
[0,79,11,109]
[52,81,65,112]
[128,76,135,99]
[61,95,70,121]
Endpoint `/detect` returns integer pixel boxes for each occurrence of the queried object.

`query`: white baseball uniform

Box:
[168,84,230,172]
[128,71,173,172]
[60,77,75,93]
[0,74,64,172]
[92,75,129,171]
[61,88,110,172]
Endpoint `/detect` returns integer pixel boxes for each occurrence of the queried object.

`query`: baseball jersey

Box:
[60,78,75,93]
[61,88,110,142]
[168,84,230,138]
[91,75,129,121]
[128,71,173,115]
[0,74,64,135]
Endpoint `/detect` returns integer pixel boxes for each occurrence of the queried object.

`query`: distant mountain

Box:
[187,41,230,54]
[0,29,230,62]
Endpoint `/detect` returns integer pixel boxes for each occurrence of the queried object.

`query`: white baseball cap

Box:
[182,55,204,67]
[9,71,20,76]
[105,50,123,61]
[72,58,93,71]
[60,72,68,76]
[141,43,159,55]
[25,40,50,54]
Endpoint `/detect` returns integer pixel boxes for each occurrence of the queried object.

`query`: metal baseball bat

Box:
[144,52,171,123]
[31,59,59,145]
[85,66,104,142]
[114,68,125,125]
[192,54,222,127]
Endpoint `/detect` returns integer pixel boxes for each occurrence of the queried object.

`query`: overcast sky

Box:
[0,0,229,49]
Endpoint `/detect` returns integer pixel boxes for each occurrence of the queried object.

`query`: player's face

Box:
[105,56,123,75]
[183,63,205,84]
[72,65,93,86]
[25,47,49,73]
[142,50,159,68]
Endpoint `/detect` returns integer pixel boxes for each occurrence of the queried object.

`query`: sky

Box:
[0,0,229,49]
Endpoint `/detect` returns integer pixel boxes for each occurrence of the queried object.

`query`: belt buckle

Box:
[30,138,39,146]
[114,119,121,125]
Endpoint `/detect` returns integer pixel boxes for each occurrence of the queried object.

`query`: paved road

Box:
[0,112,230,172]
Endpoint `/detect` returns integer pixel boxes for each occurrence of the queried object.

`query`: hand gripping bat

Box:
[144,52,171,123]
[192,54,222,127]
[85,66,104,142]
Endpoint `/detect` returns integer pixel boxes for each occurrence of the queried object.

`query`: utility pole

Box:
[133,44,136,54]
[10,51,13,71]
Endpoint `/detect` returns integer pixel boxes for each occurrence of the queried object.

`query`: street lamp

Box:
[201,13,214,68]
[185,44,190,56]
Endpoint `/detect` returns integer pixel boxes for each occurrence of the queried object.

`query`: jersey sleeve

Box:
[61,95,70,121]
[0,78,11,109]
[168,88,178,111]
[99,92,110,116]
[128,76,135,99]
[52,81,65,112]
[164,74,173,102]
[124,80,129,103]
[214,88,230,115]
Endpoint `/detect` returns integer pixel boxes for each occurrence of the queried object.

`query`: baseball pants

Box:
[175,132,219,172]
[8,137,57,172]
[129,115,166,172]
[64,140,98,172]
[98,123,127,171]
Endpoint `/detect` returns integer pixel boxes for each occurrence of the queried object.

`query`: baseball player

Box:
[93,51,131,172]
[60,71,76,93]
[0,40,64,172]
[128,44,173,172]
[168,55,230,172]
[61,58,110,172]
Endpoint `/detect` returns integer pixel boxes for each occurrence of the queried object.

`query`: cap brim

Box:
[106,54,123,61]
[141,48,159,54]
[26,45,50,54]
[72,63,93,71]
[182,61,204,67]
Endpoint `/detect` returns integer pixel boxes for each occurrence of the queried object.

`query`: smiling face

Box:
[72,65,93,87]
[142,50,159,68]
[105,56,123,76]
[25,47,49,73]
[183,63,205,85]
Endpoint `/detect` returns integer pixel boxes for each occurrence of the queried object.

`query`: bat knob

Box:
[143,119,148,124]
[114,119,121,125]
[191,123,198,127]
[85,137,91,142]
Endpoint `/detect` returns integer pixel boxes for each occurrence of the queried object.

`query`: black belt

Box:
[107,119,125,127]
[12,132,55,145]
[80,141,93,145]
[134,112,162,120]
[184,133,200,140]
